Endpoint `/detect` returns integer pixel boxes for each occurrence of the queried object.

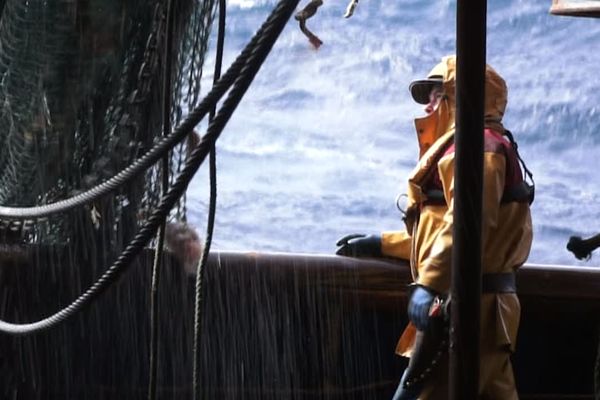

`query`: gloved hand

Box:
[407,285,436,331]
[335,234,381,257]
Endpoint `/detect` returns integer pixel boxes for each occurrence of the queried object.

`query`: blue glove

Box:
[335,234,382,257]
[407,285,436,331]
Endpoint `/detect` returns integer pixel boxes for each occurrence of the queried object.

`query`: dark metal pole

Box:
[450,1,487,399]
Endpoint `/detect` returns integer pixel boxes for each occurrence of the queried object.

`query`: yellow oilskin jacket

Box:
[383,56,533,356]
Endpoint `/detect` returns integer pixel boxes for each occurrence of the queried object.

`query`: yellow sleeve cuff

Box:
[381,231,411,260]
[416,264,450,294]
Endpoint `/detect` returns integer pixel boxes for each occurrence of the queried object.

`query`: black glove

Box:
[335,233,382,257]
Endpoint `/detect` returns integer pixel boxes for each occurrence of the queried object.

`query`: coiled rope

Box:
[0,0,299,336]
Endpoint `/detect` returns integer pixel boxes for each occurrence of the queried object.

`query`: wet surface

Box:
[0,249,597,399]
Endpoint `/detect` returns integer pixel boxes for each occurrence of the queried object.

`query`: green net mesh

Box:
[0,0,216,247]
[0,0,217,395]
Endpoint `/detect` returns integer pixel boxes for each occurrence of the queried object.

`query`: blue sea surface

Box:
[187,0,600,266]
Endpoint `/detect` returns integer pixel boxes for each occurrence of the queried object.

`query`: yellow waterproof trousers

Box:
[419,346,518,400]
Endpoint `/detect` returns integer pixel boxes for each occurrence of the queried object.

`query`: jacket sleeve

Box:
[415,155,454,293]
[381,231,412,260]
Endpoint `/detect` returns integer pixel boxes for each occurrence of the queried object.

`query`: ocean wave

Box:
[185,0,600,265]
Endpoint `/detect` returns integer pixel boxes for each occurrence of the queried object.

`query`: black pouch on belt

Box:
[393,292,450,400]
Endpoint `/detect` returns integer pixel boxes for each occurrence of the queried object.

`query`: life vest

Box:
[421,129,534,207]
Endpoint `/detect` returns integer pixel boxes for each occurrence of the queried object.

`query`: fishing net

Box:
[0,0,217,397]
[0,0,216,247]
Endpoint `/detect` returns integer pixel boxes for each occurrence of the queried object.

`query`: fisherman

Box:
[336,55,533,399]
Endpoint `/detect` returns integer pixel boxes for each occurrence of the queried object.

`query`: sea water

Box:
[187,0,600,266]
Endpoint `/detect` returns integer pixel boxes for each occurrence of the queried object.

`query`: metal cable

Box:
[0,13,263,220]
[192,0,226,397]
[148,1,176,399]
[0,0,299,336]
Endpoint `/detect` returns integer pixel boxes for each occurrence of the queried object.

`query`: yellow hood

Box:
[413,55,508,156]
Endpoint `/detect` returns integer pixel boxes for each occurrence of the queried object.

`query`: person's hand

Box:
[407,285,436,331]
[335,234,381,257]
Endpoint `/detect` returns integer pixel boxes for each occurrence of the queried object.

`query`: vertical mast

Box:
[450,1,487,399]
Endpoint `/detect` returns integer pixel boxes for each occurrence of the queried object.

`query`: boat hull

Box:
[0,249,598,399]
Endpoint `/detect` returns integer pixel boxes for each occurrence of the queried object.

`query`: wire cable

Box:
[0,7,270,220]
[148,1,177,398]
[192,0,226,397]
[0,0,299,336]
